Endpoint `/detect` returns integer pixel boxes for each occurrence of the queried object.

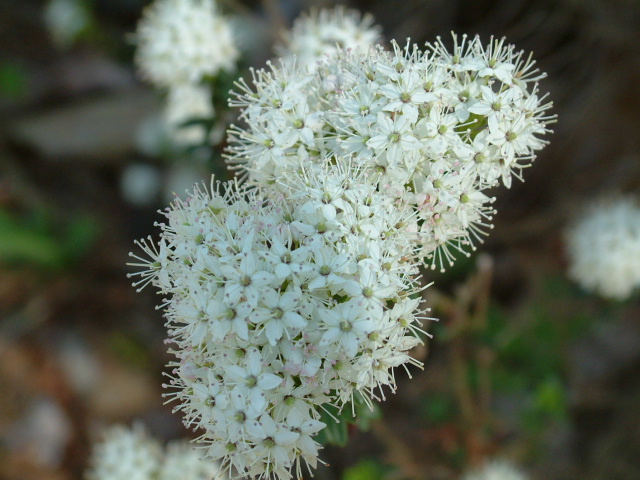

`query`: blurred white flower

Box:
[135,0,238,88]
[276,6,381,72]
[45,0,90,49]
[120,163,162,207]
[162,163,209,204]
[462,460,529,480]
[159,441,222,480]
[86,424,161,480]
[86,424,223,480]
[163,84,214,146]
[565,195,640,300]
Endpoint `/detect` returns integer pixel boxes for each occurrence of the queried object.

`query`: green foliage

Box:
[108,331,152,370]
[481,276,595,438]
[519,376,568,436]
[420,392,456,424]
[0,62,28,100]
[533,376,567,418]
[315,394,381,447]
[484,276,591,388]
[0,207,98,270]
[429,272,597,461]
[343,459,387,480]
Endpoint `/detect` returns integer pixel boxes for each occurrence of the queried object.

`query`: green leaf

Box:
[0,208,98,270]
[343,459,385,480]
[0,62,28,100]
[421,393,456,423]
[0,210,66,269]
[63,215,99,260]
[315,404,349,447]
[533,376,566,418]
[352,394,381,431]
[315,393,382,447]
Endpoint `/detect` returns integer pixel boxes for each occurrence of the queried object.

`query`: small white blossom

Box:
[135,0,238,88]
[86,424,225,480]
[85,424,162,480]
[160,441,223,480]
[276,6,381,72]
[565,195,640,300]
[163,84,214,146]
[45,0,90,49]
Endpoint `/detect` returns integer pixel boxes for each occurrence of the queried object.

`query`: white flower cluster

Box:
[227,35,553,270]
[129,165,427,479]
[131,12,555,479]
[135,0,238,88]
[275,6,382,72]
[134,0,238,146]
[565,195,640,300]
[85,424,221,480]
[462,460,529,480]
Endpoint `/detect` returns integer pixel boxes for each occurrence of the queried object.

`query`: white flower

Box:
[462,460,529,480]
[130,167,427,479]
[135,0,238,88]
[227,33,554,269]
[276,6,381,72]
[219,251,276,308]
[163,84,214,146]
[250,289,307,346]
[86,424,226,480]
[45,0,90,49]
[160,441,222,480]
[565,195,640,300]
[246,414,300,479]
[86,424,162,480]
[226,349,282,412]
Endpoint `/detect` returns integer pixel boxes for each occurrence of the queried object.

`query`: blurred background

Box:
[1,0,640,479]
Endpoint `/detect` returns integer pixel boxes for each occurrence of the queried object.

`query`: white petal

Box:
[266,319,284,345]
[275,430,299,446]
[257,373,282,390]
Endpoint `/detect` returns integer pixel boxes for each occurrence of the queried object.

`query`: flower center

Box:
[246,375,257,388]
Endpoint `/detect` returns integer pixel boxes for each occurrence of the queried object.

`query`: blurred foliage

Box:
[420,391,457,425]
[107,331,153,370]
[316,395,381,447]
[342,459,388,480]
[0,62,29,100]
[0,207,98,271]
[422,269,602,468]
